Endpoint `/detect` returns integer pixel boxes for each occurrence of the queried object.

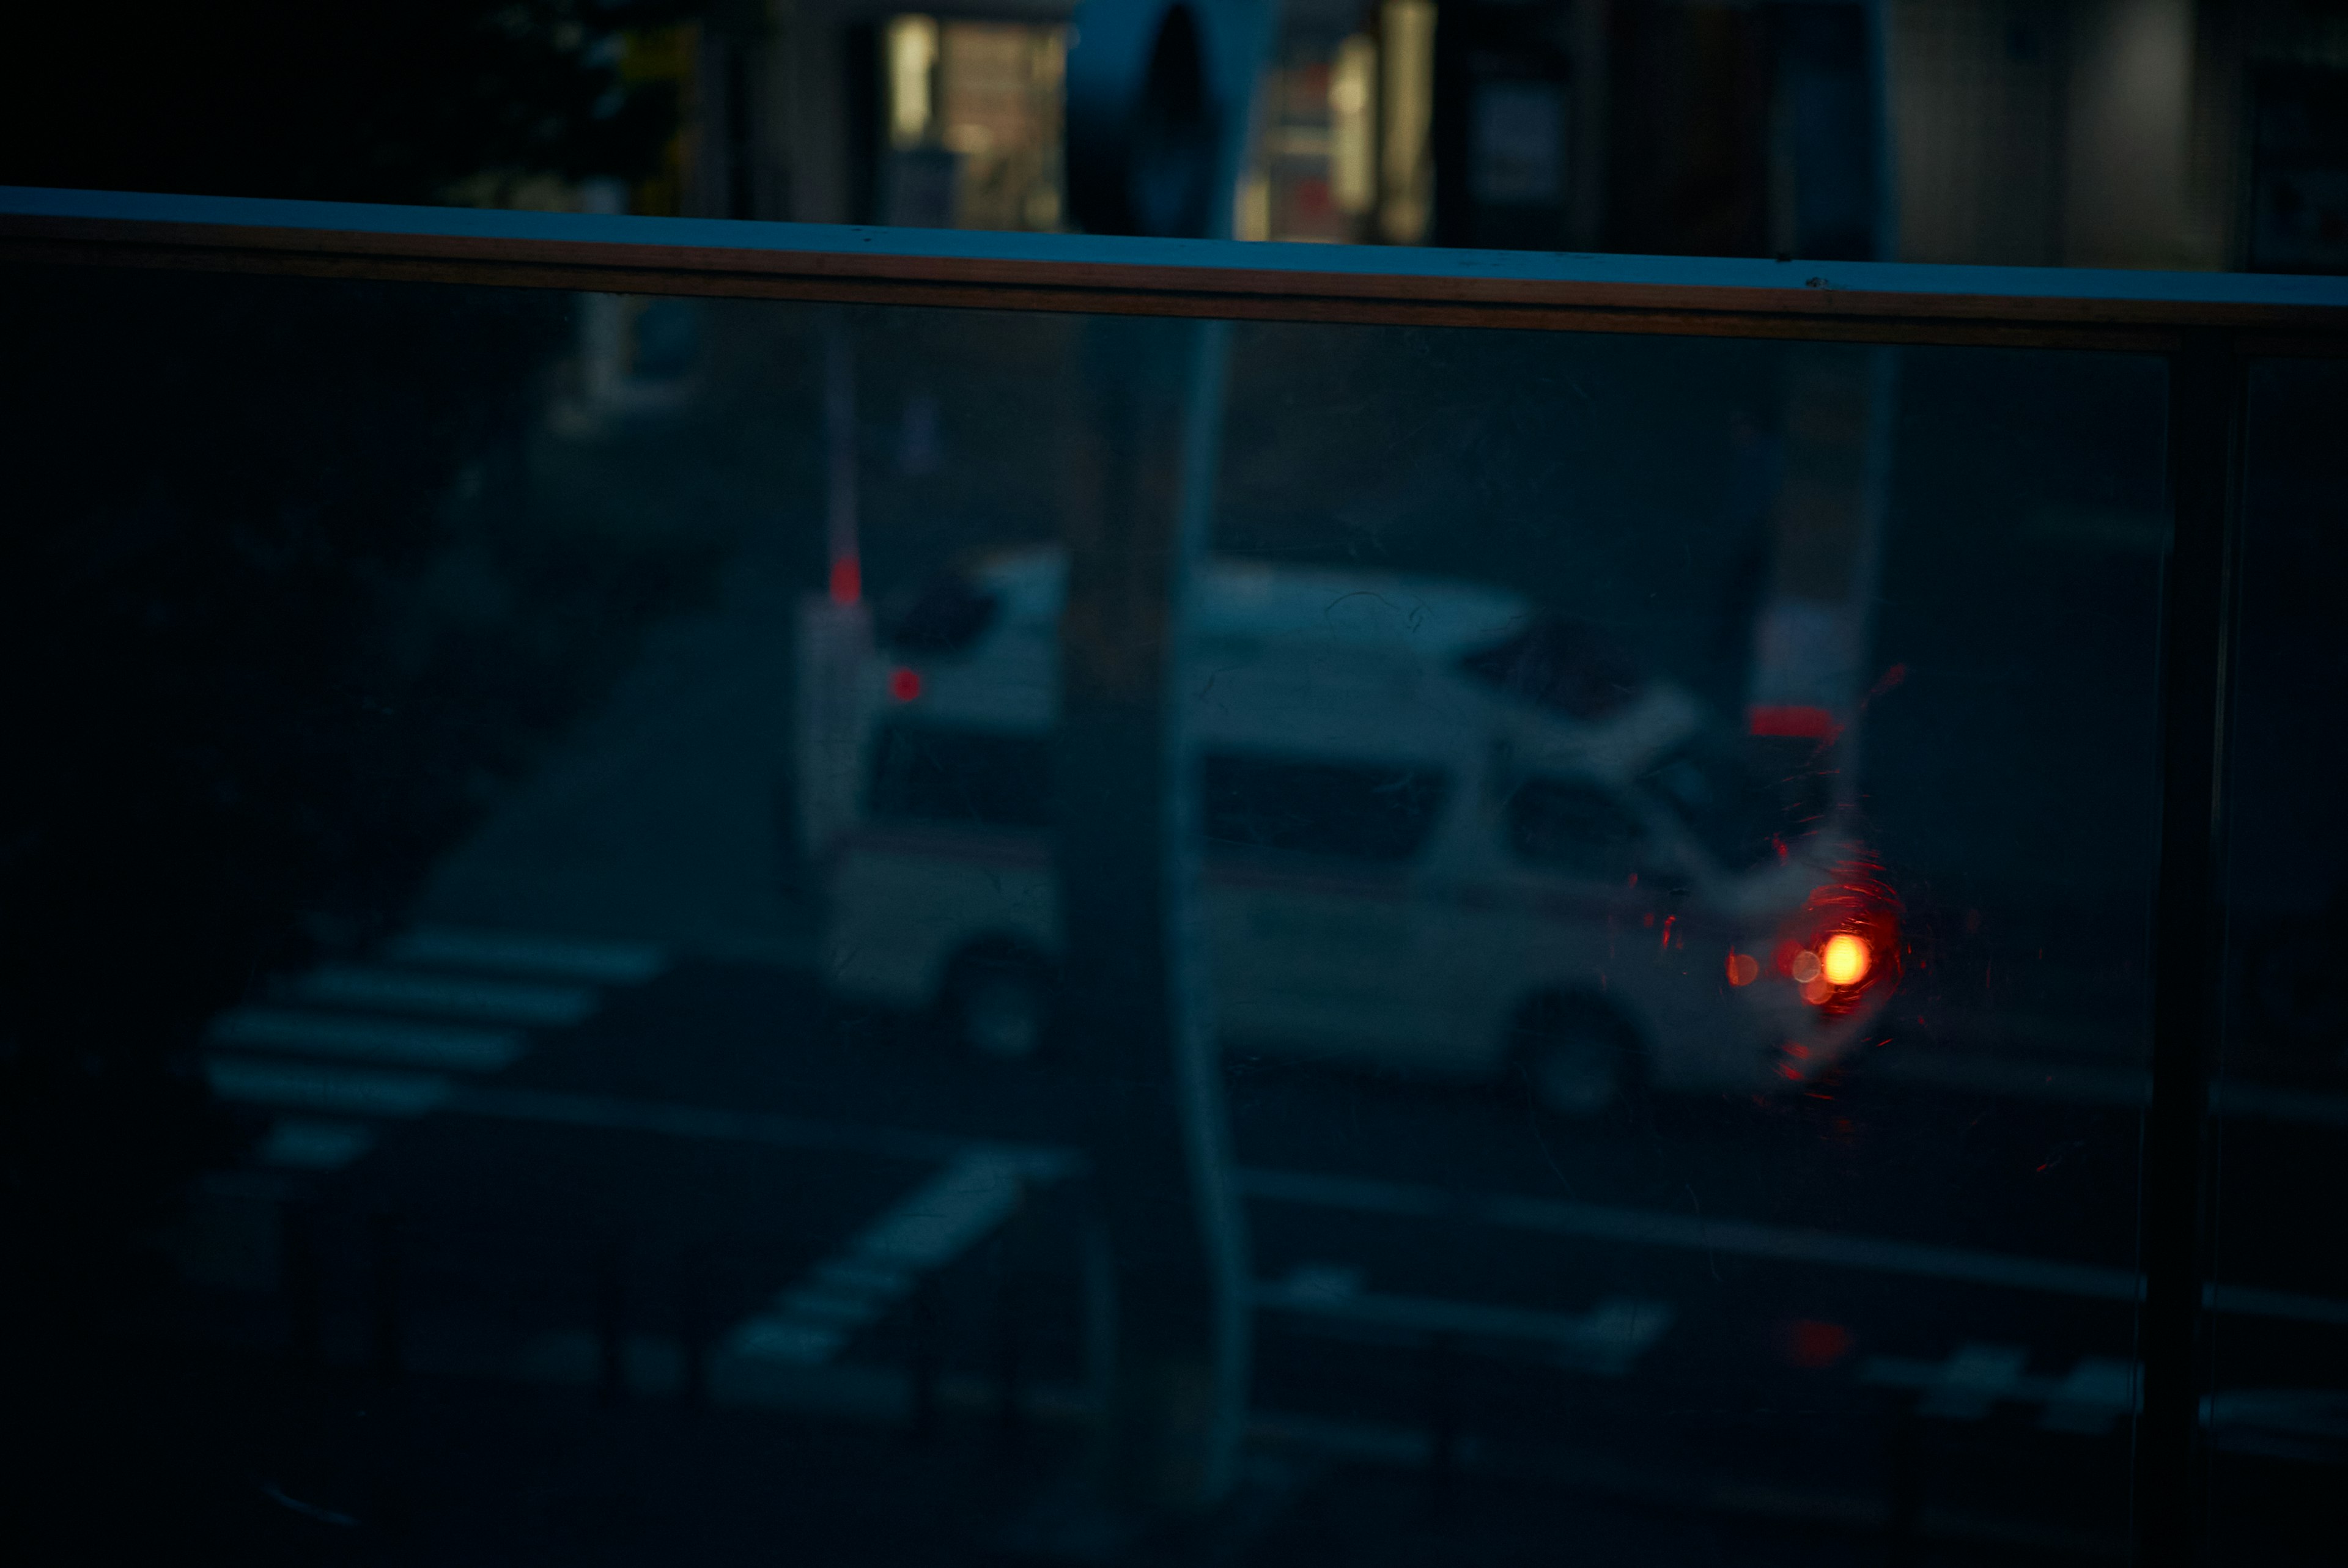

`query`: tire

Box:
[943,947,1053,1062]
[1511,993,1643,1118]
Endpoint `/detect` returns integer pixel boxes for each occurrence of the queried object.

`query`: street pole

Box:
[1060,0,1273,1519]
[1060,311,1247,1513]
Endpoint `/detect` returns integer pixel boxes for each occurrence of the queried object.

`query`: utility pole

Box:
[1059,0,1272,1518]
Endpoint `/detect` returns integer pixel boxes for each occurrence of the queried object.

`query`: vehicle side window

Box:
[1203,754,1449,863]
[1505,776,1644,881]
[866,723,1053,828]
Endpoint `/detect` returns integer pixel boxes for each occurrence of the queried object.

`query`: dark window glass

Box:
[866,722,1051,828]
[1457,615,1645,720]
[1641,734,1834,871]
[2206,357,2348,1559]
[1503,776,1644,879]
[18,245,2318,1567]
[876,570,1001,655]
[1203,754,1449,862]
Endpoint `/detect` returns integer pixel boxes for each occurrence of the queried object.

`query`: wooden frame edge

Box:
[7,212,2347,353]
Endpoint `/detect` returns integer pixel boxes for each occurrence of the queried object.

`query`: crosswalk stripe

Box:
[851,1151,1028,1270]
[440,1084,1069,1169]
[209,1007,523,1072]
[728,1150,1030,1366]
[385,926,667,985]
[290,964,597,1027]
[256,1118,380,1171]
[206,1057,452,1117]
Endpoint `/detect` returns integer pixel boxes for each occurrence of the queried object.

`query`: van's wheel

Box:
[1511,993,1642,1117]
[942,947,1053,1062]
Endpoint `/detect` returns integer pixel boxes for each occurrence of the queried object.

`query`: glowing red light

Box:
[829,556,863,605]
[888,666,922,702]
[1748,704,1842,741]
[1726,951,1759,987]
[1821,932,1870,987]
[1782,1319,1853,1370]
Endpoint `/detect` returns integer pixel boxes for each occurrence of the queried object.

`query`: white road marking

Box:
[1916,1342,2032,1420]
[1864,1347,2347,1457]
[2218,1081,2348,1128]
[385,926,667,985]
[391,1091,2348,1330]
[209,1008,524,1072]
[1872,1053,2147,1109]
[1864,1345,2133,1430]
[729,1149,1033,1366]
[2204,1388,2348,1462]
[2042,1357,2138,1435]
[439,1083,1080,1171]
[1243,1166,2139,1298]
[204,1063,2348,1336]
[290,965,598,1027]
[255,1118,379,1171]
[1239,1165,2348,1327]
[206,1057,451,1117]
[1875,1047,2348,1129]
[1255,1262,1674,1374]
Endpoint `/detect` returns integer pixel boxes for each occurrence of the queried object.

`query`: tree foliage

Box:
[0,3,705,1325]
[4,1,686,203]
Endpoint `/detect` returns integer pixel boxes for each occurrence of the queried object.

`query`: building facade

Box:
[634,0,2346,268]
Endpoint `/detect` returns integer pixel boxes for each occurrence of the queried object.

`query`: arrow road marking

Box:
[1255,1262,1674,1374]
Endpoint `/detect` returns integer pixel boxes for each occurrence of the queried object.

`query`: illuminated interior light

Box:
[1800,976,1832,1005]
[1726,952,1760,987]
[1790,949,1822,984]
[1378,0,1435,243]
[1820,932,1871,987]
[885,16,939,150]
[1330,35,1376,215]
[1235,171,1272,243]
[888,666,923,702]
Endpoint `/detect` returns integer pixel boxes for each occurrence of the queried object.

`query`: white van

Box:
[815,548,1899,1114]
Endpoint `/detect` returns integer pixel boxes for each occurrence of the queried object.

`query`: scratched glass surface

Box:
[15,260,2316,1567]
[2201,357,2348,1564]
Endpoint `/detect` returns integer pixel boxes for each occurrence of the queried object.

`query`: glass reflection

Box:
[9,264,2276,1564]
[2207,358,2348,1562]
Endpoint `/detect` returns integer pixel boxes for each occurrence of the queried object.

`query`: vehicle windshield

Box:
[1639,734,1836,872]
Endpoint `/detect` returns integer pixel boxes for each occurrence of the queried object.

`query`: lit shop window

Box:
[1238,1,1433,245]
[882,15,1068,231]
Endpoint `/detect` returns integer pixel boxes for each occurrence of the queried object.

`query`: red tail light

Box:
[1773,861,1902,1017]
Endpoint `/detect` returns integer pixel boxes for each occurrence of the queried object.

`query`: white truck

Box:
[808,547,1899,1114]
